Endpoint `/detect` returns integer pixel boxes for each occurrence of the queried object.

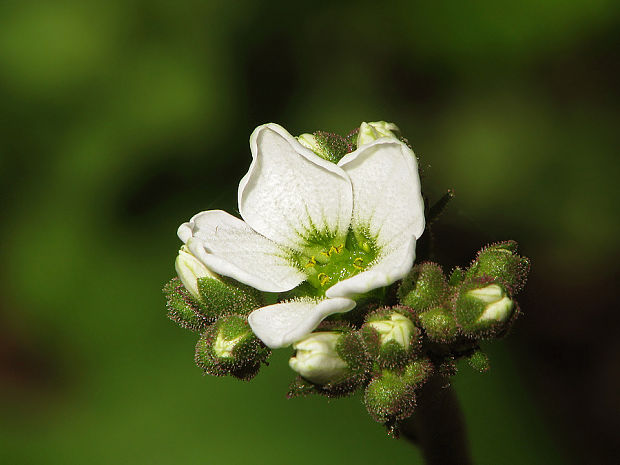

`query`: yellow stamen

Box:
[305,256,317,268]
[353,257,365,270]
[318,273,330,286]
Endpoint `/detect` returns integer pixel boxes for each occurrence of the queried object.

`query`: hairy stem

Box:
[399,375,472,465]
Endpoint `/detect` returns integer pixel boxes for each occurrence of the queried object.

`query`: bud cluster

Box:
[163,247,270,380]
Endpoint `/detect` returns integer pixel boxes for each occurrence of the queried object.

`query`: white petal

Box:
[338,138,424,248]
[180,210,305,292]
[239,123,353,250]
[248,297,356,348]
[326,237,416,298]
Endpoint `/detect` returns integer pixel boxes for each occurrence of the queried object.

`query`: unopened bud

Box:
[363,308,420,370]
[367,312,417,349]
[398,263,449,312]
[175,246,218,301]
[195,314,270,380]
[454,279,516,337]
[289,332,348,385]
[364,369,416,423]
[298,131,351,163]
[418,307,458,343]
[467,350,490,373]
[357,121,399,146]
[466,241,530,294]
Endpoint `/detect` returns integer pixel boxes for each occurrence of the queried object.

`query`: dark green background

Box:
[1,1,618,464]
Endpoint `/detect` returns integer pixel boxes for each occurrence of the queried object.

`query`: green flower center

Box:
[291,229,378,297]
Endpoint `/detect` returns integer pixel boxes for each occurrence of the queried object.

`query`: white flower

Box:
[177,123,424,348]
[288,332,348,384]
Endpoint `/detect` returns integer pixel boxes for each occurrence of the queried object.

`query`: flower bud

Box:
[398,263,449,313]
[466,241,530,294]
[466,349,490,373]
[454,279,516,337]
[163,277,210,331]
[363,308,420,370]
[289,332,348,385]
[367,313,416,349]
[298,131,351,163]
[175,246,218,301]
[195,314,270,380]
[418,307,458,343]
[364,369,418,423]
[357,121,399,146]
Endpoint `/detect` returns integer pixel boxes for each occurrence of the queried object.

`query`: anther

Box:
[318,273,330,286]
[305,256,317,268]
[353,257,365,270]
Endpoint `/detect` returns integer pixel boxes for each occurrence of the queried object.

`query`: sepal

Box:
[197,276,264,319]
[398,263,449,313]
[195,314,270,380]
[163,278,210,331]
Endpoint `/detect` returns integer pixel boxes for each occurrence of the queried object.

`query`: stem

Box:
[399,375,472,465]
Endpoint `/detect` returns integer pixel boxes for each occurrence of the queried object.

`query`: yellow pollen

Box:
[305,256,317,268]
[353,257,365,270]
[318,273,330,286]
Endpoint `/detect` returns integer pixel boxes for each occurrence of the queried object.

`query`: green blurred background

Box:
[1,1,618,464]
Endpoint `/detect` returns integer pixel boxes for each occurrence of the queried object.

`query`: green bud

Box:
[163,277,210,331]
[289,332,348,385]
[357,121,399,146]
[466,241,530,294]
[467,350,490,373]
[448,267,465,286]
[197,275,264,319]
[418,307,458,343]
[195,314,270,380]
[364,370,416,423]
[398,263,449,312]
[175,246,218,301]
[401,358,434,387]
[363,307,420,370]
[298,131,351,163]
[454,279,516,338]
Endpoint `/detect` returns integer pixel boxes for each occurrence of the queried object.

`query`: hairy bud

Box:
[289,332,348,385]
[454,279,516,338]
[195,314,270,380]
[398,263,449,312]
[466,241,530,294]
[417,307,458,343]
[363,307,420,370]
